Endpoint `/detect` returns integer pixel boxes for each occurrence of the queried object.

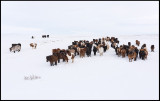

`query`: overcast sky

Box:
[1,1,159,35]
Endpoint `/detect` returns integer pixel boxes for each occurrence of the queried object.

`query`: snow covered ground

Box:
[1,33,159,100]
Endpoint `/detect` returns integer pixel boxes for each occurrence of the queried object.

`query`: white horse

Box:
[66,51,75,63]
[10,45,21,53]
[98,46,104,56]
[106,42,110,50]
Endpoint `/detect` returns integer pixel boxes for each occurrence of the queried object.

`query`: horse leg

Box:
[50,62,52,66]
[65,59,67,63]
[145,56,147,60]
[52,62,54,66]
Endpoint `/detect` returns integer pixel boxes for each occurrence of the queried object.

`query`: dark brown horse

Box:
[151,45,155,52]
[46,55,58,66]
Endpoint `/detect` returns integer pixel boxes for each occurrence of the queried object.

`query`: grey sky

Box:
[1,1,159,35]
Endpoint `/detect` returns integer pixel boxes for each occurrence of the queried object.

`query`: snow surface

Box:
[1,33,159,100]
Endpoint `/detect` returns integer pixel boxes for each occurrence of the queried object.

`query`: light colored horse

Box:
[30,43,37,49]
[97,45,104,56]
[66,50,75,63]
[10,45,21,53]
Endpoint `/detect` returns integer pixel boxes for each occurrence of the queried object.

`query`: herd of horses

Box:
[42,35,49,38]
[9,35,155,66]
[114,41,152,62]
[46,36,155,66]
[31,35,49,39]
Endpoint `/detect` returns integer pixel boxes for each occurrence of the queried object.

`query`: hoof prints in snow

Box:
[24,75,41,80]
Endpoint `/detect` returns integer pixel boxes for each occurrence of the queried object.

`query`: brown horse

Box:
[136,40,140,46]
[117,47,121,57]
[80,48,86,58]
[128,52,137,62]
[30,43,37,49]
[52,48,60,55]
[121,49,126,58]
[46,55,58,66]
